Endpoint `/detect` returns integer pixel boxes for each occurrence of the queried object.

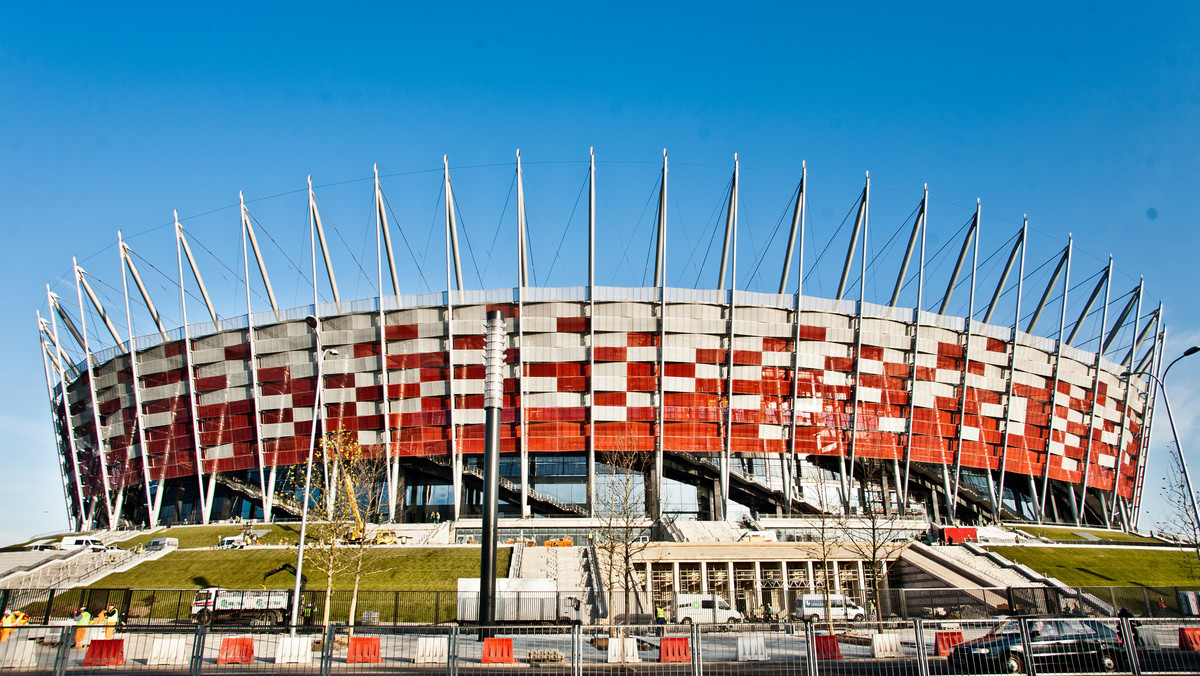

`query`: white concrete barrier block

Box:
[871,633,904,658]
[416,636,449,664]
[147,636,189,666]
[274,636,313,664]
[0,639,37,669]
[736,634,768,661]
[606,637,640,663]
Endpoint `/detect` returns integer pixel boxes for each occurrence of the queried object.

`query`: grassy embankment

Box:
[1013,525,1160,544]
[989,545,1198,587]
[94,547,509,591]
[111,524,302,550]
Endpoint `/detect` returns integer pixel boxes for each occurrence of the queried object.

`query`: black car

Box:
[947,618,1126,674]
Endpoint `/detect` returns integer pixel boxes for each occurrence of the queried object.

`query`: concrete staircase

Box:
[515,545,598,621]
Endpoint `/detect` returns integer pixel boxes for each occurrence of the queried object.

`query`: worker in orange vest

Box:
[0,610,13,642]
[104,606,119,639]
[73,608,91,648]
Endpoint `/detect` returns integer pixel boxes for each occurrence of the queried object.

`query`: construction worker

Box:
[655,603,668,636]
[1,610,13,642]
[73,608,91,648]
[303,603,314,628]
[105,606,119,639]
[91,609,107,645]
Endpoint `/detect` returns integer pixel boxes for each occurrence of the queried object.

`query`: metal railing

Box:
[4,616,1198,675]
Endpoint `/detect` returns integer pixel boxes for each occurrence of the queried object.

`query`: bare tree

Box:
[593,449,654,624]
[1155,443,1200,581]
[279,430,387,627]
[804,459,843,627]
[839,460,907,620]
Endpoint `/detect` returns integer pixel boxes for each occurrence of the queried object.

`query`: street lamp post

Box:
[1125,345,1200,536]
[289,315,338,635]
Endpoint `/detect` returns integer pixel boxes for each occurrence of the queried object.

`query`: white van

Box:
[794,593,866,622]
[59,536,105,552]
[147,537,179,551]
[218,536,249,549]
[673,593,743,624]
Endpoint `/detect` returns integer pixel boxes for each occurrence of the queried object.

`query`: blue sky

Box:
[2,3,1198,544]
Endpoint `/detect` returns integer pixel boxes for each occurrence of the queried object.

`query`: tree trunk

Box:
[348,552,364,635]
[323,569,334,626]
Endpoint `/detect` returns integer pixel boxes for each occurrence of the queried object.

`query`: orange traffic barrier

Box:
[82,639,125,667]
[934,631,965,657]
[481,637,514,664]
[347,636,382,663]
[658,637,691,663]
[1179,627,1200,651]
[216,637,255,665]
[814,635,842,659]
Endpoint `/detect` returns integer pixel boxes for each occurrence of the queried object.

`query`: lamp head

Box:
[1185,346,1200,357]
[327,349,339,356]
[1120,371,1132,378]
[305,315,318,330]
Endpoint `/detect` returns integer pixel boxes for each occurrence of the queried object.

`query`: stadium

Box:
[36,154,1163,535]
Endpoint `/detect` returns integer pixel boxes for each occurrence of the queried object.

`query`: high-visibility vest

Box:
[656,606,666,619]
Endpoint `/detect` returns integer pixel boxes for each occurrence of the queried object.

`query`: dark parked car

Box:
[948,618,1126,673]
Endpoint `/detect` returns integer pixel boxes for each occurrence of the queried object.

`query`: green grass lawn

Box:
[112,524,302,549]
[92,547,509,591]
[989,545,1200,587]
[1013,525,1159,544]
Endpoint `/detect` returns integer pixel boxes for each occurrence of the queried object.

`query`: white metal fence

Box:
[3,616,1200,675]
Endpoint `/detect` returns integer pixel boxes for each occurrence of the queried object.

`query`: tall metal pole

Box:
[587,148,596,516]
[176,215,210,523]
[1133,348,1200,537]
[479,310,506,631]
[290,335,337,636]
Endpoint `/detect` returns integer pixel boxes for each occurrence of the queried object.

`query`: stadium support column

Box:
[40,311,85,531]
[994,218,1028,522]
[652,150,667,524]
[949,202,980,515]
[1039,237,1073,523]
[174,219,210,524]
[374,168,400,522]
[1130,319,1164,529]
[516,150,530,518]
[45,296,88,527]
[73,260,115,528]
[39,326,74,531]
[119,232,161,526]
[1079,257,1113,526]
[480,310,505,632]
[845,173,869,514]
[445,157,462,520]
[900,187,928,508]
[241,197,275,521]
[784,164,806,516]
[587,148,596,516]
[1109,280,1143,527]
[720,156,739,521]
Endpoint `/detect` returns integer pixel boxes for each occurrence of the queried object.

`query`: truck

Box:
[456,578,585,624]
[191,564,306,625]
[190,588,294,625]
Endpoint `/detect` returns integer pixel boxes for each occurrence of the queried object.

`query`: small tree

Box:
[1155,443,1200,581]
[279,430,386,627]
[839,460,906,620]
[805,458,843,628]
[593,449,654,624]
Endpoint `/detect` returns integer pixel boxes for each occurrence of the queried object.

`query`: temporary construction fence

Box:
[4,585,1200,628]
[3,617,1200,675]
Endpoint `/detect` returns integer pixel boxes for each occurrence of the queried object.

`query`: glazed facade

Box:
[48,285,1154,529]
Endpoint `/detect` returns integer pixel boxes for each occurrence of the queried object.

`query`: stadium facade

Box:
[37,155,1164,534]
